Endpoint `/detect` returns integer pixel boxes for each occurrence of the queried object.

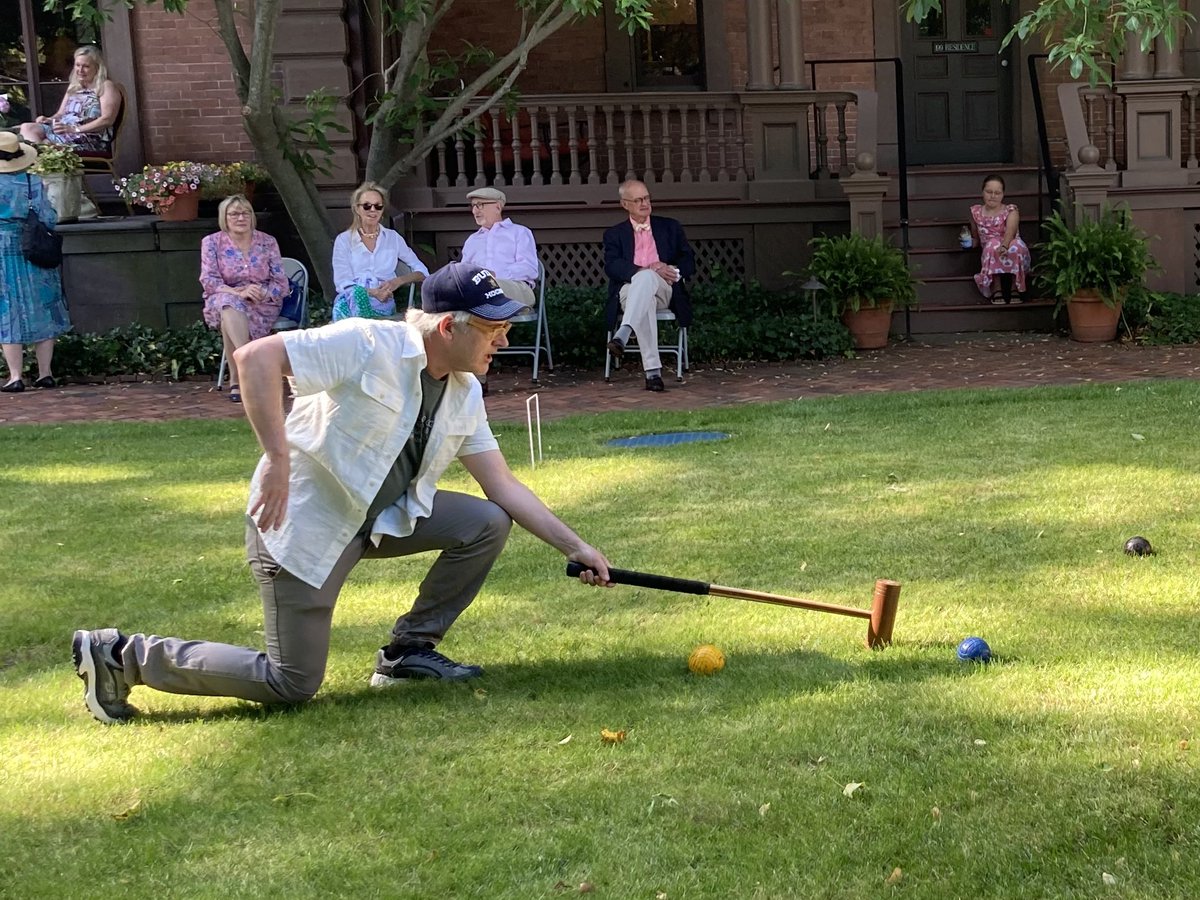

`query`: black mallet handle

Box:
[565,561,710,595]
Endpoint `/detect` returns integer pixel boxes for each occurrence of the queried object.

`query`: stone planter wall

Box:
[58,212,285,333]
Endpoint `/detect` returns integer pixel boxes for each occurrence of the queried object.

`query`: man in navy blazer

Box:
[603,180,695,391]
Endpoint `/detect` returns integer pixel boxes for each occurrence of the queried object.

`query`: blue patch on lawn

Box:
[606,431,731,448]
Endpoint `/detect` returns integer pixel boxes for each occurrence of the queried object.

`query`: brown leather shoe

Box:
[607,338,625,363]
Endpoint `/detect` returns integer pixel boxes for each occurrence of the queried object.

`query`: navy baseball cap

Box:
[420,262,529,321]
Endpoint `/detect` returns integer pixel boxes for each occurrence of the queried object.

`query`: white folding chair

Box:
[216,257,309,390]
[492,262,552,383]
[604,309,689,382]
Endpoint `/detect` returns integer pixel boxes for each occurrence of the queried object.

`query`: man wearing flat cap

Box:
[461,187,539,306]
[71,262,613,725]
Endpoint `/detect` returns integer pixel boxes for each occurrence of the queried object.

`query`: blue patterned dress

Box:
[0,172,71,344]
[39,87,113,154]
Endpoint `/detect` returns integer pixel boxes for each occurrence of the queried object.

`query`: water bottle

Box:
[959,226,973,249]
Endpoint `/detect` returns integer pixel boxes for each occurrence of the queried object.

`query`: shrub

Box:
[1134,291,1200,345]
[42,322,222,379]
[537,270,851,367]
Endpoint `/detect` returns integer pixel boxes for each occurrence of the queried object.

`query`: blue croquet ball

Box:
[956,636,991,663]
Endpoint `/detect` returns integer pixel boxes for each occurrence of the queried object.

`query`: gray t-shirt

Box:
[364,369,447,523]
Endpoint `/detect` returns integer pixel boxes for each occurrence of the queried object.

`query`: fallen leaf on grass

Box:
[579,882,595,893]
[1131,433,1145,441]
[931,806,942,822]
[974,739,987,746]
[758,803,771,817]
[600,728,627,743]
[656,892,668,899]
[271,792,318,804]
[111,797,142,821]
[558,734,573,745]
[1180,739,1190,751]
[885,867,903,885]
[843,782,864,798]
[1102,872,1117,886]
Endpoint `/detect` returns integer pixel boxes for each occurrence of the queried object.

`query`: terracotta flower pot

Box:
[1066,289,1122,342]
[841,302,894,350]
[158,190,200,222]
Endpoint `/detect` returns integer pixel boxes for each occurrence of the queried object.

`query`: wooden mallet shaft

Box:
[565,563,901,649]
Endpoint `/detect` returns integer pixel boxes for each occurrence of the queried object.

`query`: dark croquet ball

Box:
[1124,536,1154,557]
[956,636,991,664]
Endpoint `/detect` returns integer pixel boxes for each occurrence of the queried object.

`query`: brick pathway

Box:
[2,334,1198,428]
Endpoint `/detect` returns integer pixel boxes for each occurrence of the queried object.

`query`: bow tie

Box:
[632,222,651,233]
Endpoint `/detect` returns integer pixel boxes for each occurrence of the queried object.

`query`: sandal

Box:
[228,383,241,403]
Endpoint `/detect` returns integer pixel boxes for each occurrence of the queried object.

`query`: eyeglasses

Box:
[624,195,651,205]
[470,201,498,210]
[227,210,252,218]
[465,317,512,340]
[359,203,385,211]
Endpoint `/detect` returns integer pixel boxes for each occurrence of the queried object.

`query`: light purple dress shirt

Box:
[461,218,539,285]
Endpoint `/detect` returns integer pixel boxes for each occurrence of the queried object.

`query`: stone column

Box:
[840,153,889,238]
[1155,27,1183,78]
[1062,146,1118,222]
[1122,30,1152,80]
[746,0,774,90]
[777,0,808,90]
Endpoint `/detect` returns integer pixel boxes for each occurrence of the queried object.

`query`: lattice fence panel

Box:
[449,238,744,287]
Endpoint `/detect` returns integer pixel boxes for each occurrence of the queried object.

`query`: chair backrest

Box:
[397,261,419,310]
[79,82,126,164]
[280,257,310,326]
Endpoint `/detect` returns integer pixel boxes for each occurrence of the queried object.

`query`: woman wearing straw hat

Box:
[0,133,71,392]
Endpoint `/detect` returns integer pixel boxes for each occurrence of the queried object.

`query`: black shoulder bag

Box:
[21,173,64,269]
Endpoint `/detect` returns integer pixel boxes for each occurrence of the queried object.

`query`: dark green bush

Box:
[1135,291,1200,345]
[538,270,851,367]
[41,322,223,379]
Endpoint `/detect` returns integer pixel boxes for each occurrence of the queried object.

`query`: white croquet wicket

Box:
[526,393,543,469]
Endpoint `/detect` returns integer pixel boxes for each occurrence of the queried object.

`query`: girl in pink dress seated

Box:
[200,195,288,402]
[969,174,1031,304]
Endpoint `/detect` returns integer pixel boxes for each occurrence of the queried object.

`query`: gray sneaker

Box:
[72,629,138,724]
[369,643,483,687]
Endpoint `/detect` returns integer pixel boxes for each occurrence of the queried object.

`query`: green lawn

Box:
[2,381,1199,898]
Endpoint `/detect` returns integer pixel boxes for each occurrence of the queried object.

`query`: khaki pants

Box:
[496,278,536,307]
[617,270,673,371]
[119,491,512,704]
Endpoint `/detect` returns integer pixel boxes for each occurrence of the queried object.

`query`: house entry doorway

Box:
[902,0,1013,164]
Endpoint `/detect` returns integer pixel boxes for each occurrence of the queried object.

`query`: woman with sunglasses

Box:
[331,182,429,321]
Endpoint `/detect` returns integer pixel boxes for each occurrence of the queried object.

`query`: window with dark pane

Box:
[634,0,704,89]
[917,5,945,38]
[965,0,995,37]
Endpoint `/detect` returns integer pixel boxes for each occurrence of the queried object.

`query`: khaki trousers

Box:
[617,270,673,371]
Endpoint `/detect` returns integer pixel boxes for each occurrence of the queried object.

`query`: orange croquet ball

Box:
[687,644,725,675]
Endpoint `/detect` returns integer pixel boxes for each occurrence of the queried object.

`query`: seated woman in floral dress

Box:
[969,174,1032,304]
[200,195,288,403]
[19,45,120,155]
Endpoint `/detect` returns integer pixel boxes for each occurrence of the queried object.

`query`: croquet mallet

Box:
[565,562,901,649]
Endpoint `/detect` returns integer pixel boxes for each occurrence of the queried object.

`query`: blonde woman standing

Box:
[331,182,428,321]
[19,45,120,155]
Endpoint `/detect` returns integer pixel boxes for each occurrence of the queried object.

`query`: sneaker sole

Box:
[369,669,481,687]
[73,629,124,725]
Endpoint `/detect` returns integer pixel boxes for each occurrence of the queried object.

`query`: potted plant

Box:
[1036,208,1157,342]
[198,161,270,203]
[114,161,208,220]
[806,233,918,349]
[30,143,85,222]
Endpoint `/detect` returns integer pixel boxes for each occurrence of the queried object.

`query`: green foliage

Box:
[1134,291,1200,344]
[805,233,918,313]
[538,273,851,368]
[30,143,83,176]
[283,89,351,178]
[43,322,222,379]
[1035,208,1158,308]
[199,161,272,200]
[902,0,1193,85]
[688,267,852,361]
